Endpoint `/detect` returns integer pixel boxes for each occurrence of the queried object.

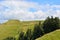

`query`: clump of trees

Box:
[18,29,33,40]
[4,16,60,40]
[43,16,60,33]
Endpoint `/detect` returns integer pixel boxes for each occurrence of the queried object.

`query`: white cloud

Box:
[53,10,60,17]
[0,1,39,20]
[0,0,60,23]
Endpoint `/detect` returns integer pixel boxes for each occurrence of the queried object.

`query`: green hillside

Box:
[0,20,60,40]
[36,29,60,40]
[0,20,39,40]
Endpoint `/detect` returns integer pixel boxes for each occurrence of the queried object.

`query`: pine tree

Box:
[24,29,32,40]
[18,31,24,40]
[32,23,43,39]
[43,16,51,33]
[54,17,60,29]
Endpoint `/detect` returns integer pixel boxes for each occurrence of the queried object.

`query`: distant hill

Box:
[36,29,60,40]
[0,20,39,40]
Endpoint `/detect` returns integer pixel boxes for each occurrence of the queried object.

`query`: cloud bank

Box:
[0,0,60,23]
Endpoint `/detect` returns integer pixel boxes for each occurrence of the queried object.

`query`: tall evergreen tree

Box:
[24,29,32,40]
[32,23,43,40]
[18,31,24,40]
[43,16,51,33]
[54,17,60,29]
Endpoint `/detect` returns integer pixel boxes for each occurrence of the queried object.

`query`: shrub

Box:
[4,37,16,40]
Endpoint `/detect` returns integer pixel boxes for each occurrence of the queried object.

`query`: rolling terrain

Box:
[0,20,39,40]
[0,20,60,40]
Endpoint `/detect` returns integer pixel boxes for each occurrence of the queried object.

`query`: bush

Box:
[4,37,16,40]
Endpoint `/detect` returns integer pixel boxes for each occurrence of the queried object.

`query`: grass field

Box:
[36,29,60,40]
[0,20,39,40]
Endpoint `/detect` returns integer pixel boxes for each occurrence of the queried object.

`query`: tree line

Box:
[4,16,60,40]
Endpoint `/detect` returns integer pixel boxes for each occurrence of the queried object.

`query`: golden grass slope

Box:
[0,20,39,40]
[36,29,60,40]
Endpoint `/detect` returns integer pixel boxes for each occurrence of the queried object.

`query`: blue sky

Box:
[0,0,60,23]
[26,0,60,5]
[0,0,60,5]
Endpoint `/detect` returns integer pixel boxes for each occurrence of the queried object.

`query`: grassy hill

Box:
[0,20,39,40]
[0,20,60,40]
[36,29,60,40]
